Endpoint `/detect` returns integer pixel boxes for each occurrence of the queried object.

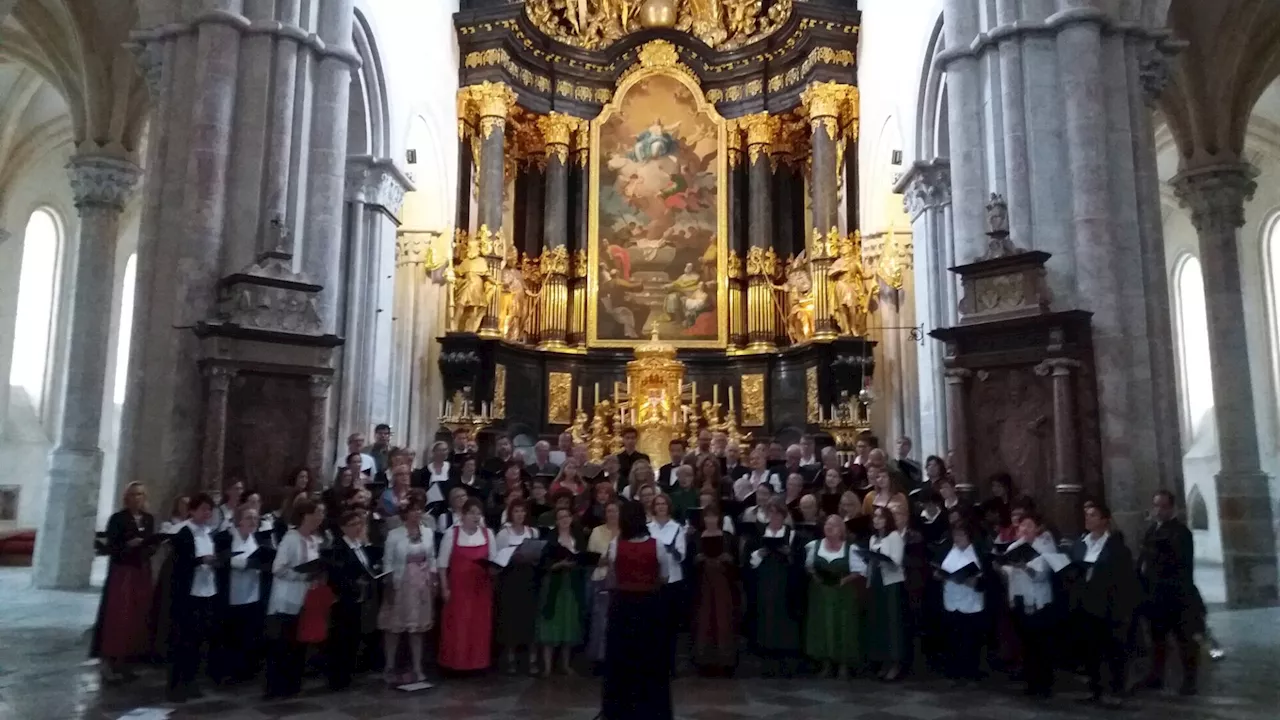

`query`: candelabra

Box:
[817,386,874,464]
[438,387,493,435]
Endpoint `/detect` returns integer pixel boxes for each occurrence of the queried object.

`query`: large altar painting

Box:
[588,69,727,348]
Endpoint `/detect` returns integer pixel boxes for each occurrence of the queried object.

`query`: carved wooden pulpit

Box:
[929,196,1103,538]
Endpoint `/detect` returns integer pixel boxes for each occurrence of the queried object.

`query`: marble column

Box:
[467,82,516,337]
[32,153,140,589]
[743,113,779,352]
[537,113,577,349]
[308,375,333,475]
[802,82,854,341]
[1041,357,1083,538]
[199,366,235,496]
[1172,164,1279,606]
[898,160,952,457]
[943,367,973,496]
[726,122,748,350]
[568,128,589,347]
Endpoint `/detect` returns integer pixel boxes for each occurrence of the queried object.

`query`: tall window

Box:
[1266,215,1280,427]
[9,209,62,415]
[1175,255,1214,438]
[113,254,137,405]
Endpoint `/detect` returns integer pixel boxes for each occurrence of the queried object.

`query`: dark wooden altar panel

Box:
[931,310,1102,537]
[225,372,314,507]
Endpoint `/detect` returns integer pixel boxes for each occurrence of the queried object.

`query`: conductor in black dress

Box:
[1071,502,1139,708]
[1139,490,1201,695]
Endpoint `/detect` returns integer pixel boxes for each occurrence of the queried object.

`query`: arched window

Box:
[113,254,137,405]
[1186,485,1209,531]
[9,208,62,416]
[1265,214,1280,424]
[1174,255,1214,438]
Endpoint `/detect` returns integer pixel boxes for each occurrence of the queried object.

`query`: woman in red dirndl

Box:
[438,498,496,672]
[92,482,157,683]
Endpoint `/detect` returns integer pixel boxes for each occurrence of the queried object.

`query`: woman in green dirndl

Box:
[749,498,801,676]
[866,505,907,680]
[805,515,867,677]
[536,507,585,676]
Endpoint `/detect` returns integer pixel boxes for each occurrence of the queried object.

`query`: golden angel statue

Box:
[452,234,493,333]
[499,247,541,343]
[773,252,815,343]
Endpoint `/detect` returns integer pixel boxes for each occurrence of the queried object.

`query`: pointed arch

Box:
[1186,484,1209,531]
[1172,253,1213,441]
[9,207,64,420]
[349,8,390,158]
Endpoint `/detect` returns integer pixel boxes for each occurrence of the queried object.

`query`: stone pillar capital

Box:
[943,367,973,383]
[537,112,582,148]
[205,365,237,392]
[1171,163,1258,234]
[67,154,141,211]
[1036,357,1081,377]
[742,113,780,158]
[309,374,333,399]
[345,156,413,216]
[897,159,952,219]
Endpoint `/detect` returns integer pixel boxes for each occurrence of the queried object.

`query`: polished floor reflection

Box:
[1,567,1275,720]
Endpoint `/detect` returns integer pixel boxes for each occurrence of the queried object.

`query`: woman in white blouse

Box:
[937,522,984,684]
[733,446,779,501]
[1002,513,1065,697]
[648,493,687,675]
[264,497,324,700]
[213,506,264,683]
[866,505,906,681]
[437,498,498,672]
[378,496,436,684]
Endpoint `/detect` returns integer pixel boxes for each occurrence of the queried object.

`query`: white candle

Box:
[577,385,583,414]
[692,381,698,405]
[627,377,632,398]
[594,383,600,405]
[729,386,735,412]
[713,384,719,407]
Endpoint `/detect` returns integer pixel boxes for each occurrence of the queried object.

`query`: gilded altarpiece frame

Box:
[587,62,728,349]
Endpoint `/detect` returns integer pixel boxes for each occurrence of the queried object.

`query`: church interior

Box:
[1,1,1280,719]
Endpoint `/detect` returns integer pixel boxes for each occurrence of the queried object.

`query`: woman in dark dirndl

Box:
[93,482,157,683]
[601,500,674,720]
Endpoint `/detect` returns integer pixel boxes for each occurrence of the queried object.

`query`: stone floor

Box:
[0,565,1275,720]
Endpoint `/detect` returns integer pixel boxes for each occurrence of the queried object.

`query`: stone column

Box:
[302,0,358,336]
[943,367,973,497]
[1172,164,1279,606]
[538,113,577,349]
[726,122,748,350]
[899,160,952,457]
[199,366,235,497]
[342,158,411,436]
[938,0,987,260]
[308,375,333,477]
[743,113,779,352]
[32,154,140,589]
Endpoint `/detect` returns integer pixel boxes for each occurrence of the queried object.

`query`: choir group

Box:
[89,425,1206,715]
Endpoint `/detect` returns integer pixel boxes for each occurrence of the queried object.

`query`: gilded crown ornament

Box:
[639,0,678,29]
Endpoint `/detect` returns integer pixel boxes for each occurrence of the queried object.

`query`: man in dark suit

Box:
[657,438,687,491]
[895,436,923,493]
[528,440,561,478]
[1072,502,1139,708]
[1139,490,1201,695]
[615,427,650,481]
[722,443,749,483]
[326,511,377,691]
[168,494,219,703]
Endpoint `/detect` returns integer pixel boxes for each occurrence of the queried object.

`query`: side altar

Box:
[438,1,900,451]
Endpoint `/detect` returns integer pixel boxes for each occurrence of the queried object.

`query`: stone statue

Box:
[995,371,1049,489]
[980,193,1020,260]
[452,234,492,334]
[773,252,815,343]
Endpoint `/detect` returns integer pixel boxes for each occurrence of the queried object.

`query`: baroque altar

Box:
[438,1,903,452]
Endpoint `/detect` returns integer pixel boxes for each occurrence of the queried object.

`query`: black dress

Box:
[602,538,672,720]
